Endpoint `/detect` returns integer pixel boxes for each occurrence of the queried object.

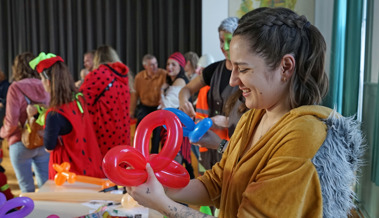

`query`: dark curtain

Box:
[0,0,202,79]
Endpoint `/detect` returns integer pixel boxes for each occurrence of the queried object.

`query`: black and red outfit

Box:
[80,62,131,157]
[45,97,104,179]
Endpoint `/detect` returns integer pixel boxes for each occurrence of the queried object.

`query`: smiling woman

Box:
[123,7,364,218]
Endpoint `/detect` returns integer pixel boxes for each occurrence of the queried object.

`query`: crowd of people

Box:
[0,7,364,218]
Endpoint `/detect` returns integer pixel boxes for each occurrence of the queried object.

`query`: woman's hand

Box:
[161,83,169,91]
[125,163,170,211]
[179,101,195,118]
[211,115,229,129]
[191,130,222,150]
[26,105,38,118]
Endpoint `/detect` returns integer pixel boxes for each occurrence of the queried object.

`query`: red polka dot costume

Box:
[46,97,105,179]
[80,62,130,157]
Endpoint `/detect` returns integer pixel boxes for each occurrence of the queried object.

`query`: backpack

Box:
[21,95,45,149]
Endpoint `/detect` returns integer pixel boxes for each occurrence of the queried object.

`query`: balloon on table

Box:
[53,162,115,189]
[0,193,34,218]
[103,110,190,188]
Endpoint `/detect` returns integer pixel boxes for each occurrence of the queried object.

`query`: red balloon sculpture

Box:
[103,110,190,188]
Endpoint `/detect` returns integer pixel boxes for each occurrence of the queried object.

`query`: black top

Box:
[202,60,231,94]
[0,80,10,127]
[44,112,72,150]
[0,80,10,105]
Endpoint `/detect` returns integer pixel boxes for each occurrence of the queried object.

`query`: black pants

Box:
[136,104,161,154]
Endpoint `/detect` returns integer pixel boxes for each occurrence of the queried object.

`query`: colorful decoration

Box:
[163,108,195,136]
[29,52,64,73]
[0,193,34,218]
[103,110,190,188]
[163,108,212,143]
[53,162,115,189]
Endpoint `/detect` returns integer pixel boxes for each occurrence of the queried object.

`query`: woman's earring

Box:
[281,77,287,82]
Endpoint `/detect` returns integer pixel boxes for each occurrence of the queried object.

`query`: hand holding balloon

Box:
[125,163,169,211]
[163,108,194,136]
[103,110,190,188]
[188,118,213,143]
[163,108,212,142]
[191,129,224,150]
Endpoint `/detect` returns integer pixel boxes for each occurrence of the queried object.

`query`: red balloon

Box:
[103,110,190,188]
[154,157,190,188]
[103,146,147,186]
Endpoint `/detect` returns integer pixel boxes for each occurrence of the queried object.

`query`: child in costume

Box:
[29,53,105,179]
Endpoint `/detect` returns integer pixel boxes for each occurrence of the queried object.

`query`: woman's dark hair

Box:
[234,7,328,108]
[224,89,248,116]
[44,61,78,107]
[12,52,39,81]
[166,66,189,85]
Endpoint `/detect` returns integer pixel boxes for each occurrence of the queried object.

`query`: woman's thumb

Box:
[146,163,156,181]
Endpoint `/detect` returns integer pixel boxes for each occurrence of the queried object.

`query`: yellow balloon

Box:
[121,194,139,209]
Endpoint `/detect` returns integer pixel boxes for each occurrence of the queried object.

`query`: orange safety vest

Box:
[195,86,229,152]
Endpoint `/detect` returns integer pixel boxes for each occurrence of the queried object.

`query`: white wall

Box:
[371,0,379,83]
[315,0,334,76]
[203,0,334,67]
[201,0,228,62]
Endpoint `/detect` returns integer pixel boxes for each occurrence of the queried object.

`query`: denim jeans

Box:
[9,141,50,192]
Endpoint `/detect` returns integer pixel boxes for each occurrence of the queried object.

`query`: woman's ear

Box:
[281,54,295,79]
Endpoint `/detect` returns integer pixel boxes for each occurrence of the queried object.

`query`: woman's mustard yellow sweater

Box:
[198,105,334,217]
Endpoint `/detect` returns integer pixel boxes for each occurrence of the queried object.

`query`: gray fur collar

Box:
[312,110,365,217]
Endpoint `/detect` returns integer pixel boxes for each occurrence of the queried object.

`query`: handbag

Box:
[21,96,45,149]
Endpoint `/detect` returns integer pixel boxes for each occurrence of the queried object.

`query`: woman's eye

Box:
[239,68,248,73]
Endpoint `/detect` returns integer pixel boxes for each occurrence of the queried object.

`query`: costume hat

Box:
[168,52,185,68]
[29,52,64,73]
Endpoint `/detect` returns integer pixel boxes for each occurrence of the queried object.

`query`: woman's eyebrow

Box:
[233,61,249,66]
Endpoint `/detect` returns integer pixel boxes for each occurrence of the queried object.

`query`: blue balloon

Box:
[162,108,212,143]
[188,118,213,143]
[163,108,195,136]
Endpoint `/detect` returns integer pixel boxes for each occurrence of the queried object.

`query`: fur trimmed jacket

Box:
[198,105,364,217]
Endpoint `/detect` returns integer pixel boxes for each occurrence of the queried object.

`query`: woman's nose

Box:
[229,69,240,87]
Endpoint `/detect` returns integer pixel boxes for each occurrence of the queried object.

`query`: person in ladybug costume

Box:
[80,45,131,158]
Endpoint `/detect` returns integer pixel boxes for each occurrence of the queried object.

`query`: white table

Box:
[22,180,161,218]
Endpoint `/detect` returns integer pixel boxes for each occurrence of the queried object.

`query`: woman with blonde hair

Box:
[0,52,50,192]
[80,45,131,157]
